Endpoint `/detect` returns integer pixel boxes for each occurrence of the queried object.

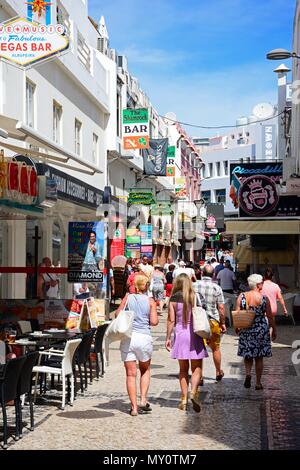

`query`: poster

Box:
[68,221,105,283]
[87,299,106,328]
[65,300,84,330]
[44,300,71,329]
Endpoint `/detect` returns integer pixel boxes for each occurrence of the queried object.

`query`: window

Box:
[92,133,99,164]
[209,163,213,178]
[53,101,62,144]
[202,191,211,203]
[215,189,226,204]
[26,80,35,127]
[216,162,221,177]
[75,119,82,156]
[224,161,229,176]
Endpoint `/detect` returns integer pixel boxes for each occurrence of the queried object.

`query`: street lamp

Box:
[266,48,300,60]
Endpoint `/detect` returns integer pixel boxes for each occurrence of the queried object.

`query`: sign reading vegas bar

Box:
[0,1,69,68]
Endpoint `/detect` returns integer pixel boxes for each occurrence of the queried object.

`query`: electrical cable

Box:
[159,109,286,130]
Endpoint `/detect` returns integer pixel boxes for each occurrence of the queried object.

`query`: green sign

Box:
[128,191,156,206]
[123,108,149,124]
[167,146,176,159]
[151,202,174,216]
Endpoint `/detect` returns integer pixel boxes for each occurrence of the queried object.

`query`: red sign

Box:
[1,159,38,204]
[110,224,125,263]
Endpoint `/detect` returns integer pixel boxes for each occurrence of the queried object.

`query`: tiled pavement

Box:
[2,314,300,450]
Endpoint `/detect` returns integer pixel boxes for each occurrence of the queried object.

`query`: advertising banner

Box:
[175,177,188,199]
[68,222,105,283]
[122,108,149,150]
[262,125,276,160]
[110,224,125,263]
[87,299,105,328]
[126,228,141,258]
[142,138,168,176]
[140,225,153,246]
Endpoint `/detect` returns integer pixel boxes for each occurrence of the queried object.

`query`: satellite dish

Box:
[164,112,177,125]
[252,103,275,119]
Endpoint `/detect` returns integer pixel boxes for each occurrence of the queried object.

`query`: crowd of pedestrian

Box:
[114,252,288,417]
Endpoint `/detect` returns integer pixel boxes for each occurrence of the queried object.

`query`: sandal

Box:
[255,384,264,390]
[216,371,224,382]
[129,409,138,416]
[244,375,251,389]
[139,402,152,412]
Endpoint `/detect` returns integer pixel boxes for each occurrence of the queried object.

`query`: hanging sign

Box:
[128,190,156,206]
[0,156,38,205]
[122,108,149,150]
[166,146,176,177]
[142,138,168,176]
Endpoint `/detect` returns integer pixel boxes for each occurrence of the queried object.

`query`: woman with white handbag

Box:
[114,275,158,416]
[165,274,208,413]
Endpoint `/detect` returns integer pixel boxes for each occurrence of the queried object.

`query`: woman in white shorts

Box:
[115,275,158,416]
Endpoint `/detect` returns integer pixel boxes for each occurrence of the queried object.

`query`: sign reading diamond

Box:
[0,17,69,68]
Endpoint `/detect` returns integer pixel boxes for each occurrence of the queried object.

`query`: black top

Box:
[166,272,174,284]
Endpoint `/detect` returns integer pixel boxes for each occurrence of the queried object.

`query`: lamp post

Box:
[266,49,300,60]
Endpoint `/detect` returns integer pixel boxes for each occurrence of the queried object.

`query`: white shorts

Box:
[120,331,153,363]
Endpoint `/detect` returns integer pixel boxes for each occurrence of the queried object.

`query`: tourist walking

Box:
[115,275,158,416]
[262,268,288,317]
[150,265,166,314]
[216,260,237,294]
[235,274,277,390]
[165,264,175,305]
[140,256,154,280]
[165,274,208,413]
[194,264,226,383]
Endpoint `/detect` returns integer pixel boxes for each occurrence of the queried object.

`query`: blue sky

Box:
[89,0,295,137]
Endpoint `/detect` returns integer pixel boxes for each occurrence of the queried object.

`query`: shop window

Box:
[53,101,62,144]
[26,79,36,128]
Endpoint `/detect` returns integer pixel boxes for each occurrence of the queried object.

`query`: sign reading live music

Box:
[230,161,300,217]
[122,108,150,150]
[0,2,69,68]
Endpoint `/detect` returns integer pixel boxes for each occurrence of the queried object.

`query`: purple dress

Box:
[171,302,208,360]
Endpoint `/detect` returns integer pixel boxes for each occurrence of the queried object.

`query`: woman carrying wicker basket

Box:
[235,274,277,390]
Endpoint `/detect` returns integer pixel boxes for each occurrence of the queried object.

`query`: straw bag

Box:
[232,294,256,329]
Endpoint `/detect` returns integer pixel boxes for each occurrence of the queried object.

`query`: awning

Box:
[225,219,300,235]
[234,245,296,265]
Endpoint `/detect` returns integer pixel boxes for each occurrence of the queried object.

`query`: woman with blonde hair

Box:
[165,274,208,413]
[235,273,277,390]
[115,275,158,416]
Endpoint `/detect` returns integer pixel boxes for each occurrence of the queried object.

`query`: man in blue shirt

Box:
[83,231,103,271]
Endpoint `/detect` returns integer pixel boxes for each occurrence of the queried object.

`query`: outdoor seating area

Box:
[0,324,109,449]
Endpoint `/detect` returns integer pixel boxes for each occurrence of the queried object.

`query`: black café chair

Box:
[0,356,26,449]
[16,352,39,438]
[75,329,96,395]
[91,324,109,379]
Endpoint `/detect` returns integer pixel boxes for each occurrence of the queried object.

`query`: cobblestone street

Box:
[2,315,300,451]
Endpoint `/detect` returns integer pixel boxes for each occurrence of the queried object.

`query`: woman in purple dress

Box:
[165,274,208,413]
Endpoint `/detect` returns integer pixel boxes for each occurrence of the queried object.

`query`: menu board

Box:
[65,300,84,330]
[87,298,105,328]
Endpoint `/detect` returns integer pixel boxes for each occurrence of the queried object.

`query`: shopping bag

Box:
[105,297,134,343]
[192,294,211,339]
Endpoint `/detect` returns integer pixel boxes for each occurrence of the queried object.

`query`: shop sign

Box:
[262,125,276,160]
[110,224,125,263]
[151,201,174,216]
[68,222,105,283]
[206,203,225,231]
[167,146,176,177]
[140,224,153,246]
[122,108,149,150]
[37,164,103,209]
[0,16,69,68]
[128,190,156,206]
[239,176,279,217]
[0,156,38,205]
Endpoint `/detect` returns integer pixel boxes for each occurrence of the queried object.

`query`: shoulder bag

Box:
[232,293,256,330]
[192,293,211,339]
[105,295,134,343]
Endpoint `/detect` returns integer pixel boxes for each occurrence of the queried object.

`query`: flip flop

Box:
[216,371,224,382]
[129,409,138,416]
[139,402,152,412]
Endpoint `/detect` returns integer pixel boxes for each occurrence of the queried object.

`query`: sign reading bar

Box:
[122,108,149,150]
